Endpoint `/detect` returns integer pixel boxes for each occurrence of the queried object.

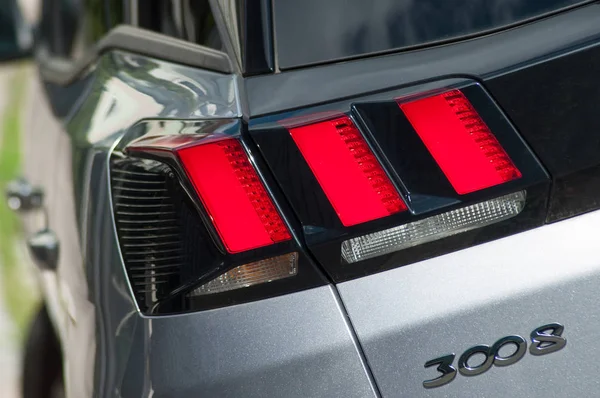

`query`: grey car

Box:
[3,0,600,397]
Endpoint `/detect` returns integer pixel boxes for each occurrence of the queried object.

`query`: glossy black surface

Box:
[249,80,550,282]
[486,42,600,222]
[236,0,273,75]
[251,124,343,232]
[487,44,600,178]
[546,165,600,223]
[355,102,458,214]
[273,0,591,69]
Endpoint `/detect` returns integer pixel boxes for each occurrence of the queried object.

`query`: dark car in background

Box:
[3,0,600,397]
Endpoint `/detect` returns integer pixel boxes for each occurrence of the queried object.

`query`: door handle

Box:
[27,229,59,271]
[5,177,43,211]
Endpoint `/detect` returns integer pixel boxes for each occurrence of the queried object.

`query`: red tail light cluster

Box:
[250,81,549,282]
[111,81,550,314]
[278,89,525,233]
[279,97,526,263]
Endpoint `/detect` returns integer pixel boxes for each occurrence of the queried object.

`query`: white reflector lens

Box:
[341,191,526,263]
[189,253,298,296]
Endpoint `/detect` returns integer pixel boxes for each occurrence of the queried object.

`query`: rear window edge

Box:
[276,0,596,72]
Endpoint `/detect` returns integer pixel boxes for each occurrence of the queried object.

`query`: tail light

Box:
[177,139,291,253]
[110,120,325,314]
[399,90,522,194]
[341,191,526,263]
[110,80,550,314]
[249,80,549,282]
[288,116,406,226]
[190,253,298,295]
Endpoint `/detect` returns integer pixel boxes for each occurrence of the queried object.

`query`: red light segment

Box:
[399,90,521,195]
[289,116,406,227]
[177,139,291,253]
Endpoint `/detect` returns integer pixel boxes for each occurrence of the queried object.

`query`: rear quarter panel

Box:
[339,211,600,397]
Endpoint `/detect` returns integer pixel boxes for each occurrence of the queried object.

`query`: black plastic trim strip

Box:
[240,0,274,75]
[485,34,600,223]
[38,25,233,86]
[245,3,600,116]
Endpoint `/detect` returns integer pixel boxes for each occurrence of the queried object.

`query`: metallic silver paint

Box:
[339,209,600,397]
[67,50,239,147]
[136,287,378,397]
[38,25,233,86]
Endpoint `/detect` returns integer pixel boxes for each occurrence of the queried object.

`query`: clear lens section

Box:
[189,253,298,296]
[341,191,526,263]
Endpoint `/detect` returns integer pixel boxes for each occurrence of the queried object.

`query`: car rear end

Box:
[104,0,600,396]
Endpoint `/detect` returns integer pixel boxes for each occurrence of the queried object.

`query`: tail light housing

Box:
[110,120,325,314]
[249,80,549,282]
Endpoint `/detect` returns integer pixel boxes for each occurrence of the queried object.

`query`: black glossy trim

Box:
[38,25,232,86]
[354,102,459,214]
[485,40,600,223]
[251,125,343,231]
[546,166,600,223]
[238,0,274,75]
[486,44,600,177]
[245,3,600,116]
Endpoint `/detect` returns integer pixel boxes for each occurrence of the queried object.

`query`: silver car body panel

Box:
[339,209,600,397]
[120,286,379,397]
